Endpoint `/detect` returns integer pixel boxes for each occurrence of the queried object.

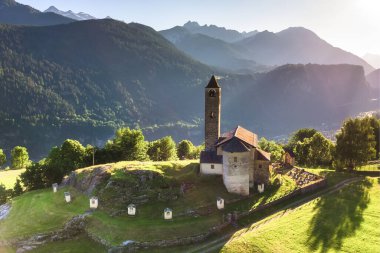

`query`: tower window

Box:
[210,112,215,118]
[234,157,237,162]
[211,164,215,169]
[209,89,216,97]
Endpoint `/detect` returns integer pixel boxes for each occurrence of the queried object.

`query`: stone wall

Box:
[253,160,270,184]
[222,151,250,196]
[204,88,221,151]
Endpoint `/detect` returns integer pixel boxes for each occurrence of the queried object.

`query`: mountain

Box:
[237,27,374,73]
[0,0,74,26]
[162,24,374,74]
[366,69,380,90]
[220,64,376,136]
[0,19,212,159]
[182,21,258,43]
[44,6,97,21]
[363,53,380,69]
[160,26,267,72]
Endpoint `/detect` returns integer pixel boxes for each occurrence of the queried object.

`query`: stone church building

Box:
[200,76,271,196]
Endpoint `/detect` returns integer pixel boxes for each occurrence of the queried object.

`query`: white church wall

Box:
[200,163,223,175]
[222,151,250,196]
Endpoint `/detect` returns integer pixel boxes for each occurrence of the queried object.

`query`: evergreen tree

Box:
[0,149,6,169]
[20,162,46,191]
[335,118,376,171]
[0,184,7,205]
[11,146,30,169]
[12,178,23,197]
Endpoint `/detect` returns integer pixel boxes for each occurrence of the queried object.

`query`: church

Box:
[200,75,271,196]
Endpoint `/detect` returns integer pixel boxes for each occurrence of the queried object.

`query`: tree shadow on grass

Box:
[306,179,372,253]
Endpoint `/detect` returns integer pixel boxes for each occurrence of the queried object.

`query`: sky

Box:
[17,0,380,56]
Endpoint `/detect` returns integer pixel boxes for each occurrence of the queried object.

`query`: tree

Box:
[11,146,30,169]
[335,118,376,171]
[113,128,148,161]
[20,162,46,191]
[0,149,6,169]
[0,184,8,204]
[148,136,178,161]
[177,140,195,160]
[258,137,285,162]
[367,116,380,159]
[12,178,23,197]
[293,132,334,166]
[285,128,317,151]
[306,132,334,166]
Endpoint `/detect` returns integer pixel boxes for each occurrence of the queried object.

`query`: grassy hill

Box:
[0,160,298,251]
[220,177,380,253]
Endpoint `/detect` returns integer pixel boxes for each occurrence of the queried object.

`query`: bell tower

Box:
[205,75,221,151]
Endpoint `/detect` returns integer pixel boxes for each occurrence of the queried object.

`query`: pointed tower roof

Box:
[205,75,220,88]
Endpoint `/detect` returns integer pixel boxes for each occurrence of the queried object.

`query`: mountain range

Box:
[0,0,73,26]
[161,23,374,74]
[44,6,96,21]
[0,0,378,160]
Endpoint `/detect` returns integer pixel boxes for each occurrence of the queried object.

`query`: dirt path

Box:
[186,177,363,253]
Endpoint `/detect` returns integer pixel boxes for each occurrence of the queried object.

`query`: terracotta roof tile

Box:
[257,149,271,161]
[217,126,258,148]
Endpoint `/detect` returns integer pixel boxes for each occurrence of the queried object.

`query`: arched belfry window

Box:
[210,112,215,118]
[209,89,216,97]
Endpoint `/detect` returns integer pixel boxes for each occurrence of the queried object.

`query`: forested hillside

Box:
[0,19,212,159]
[0,19,376,160]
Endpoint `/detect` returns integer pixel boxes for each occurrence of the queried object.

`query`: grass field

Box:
[0,169,25,189]
[220,177,380,253]
[357,164,380,171]
[0,187,88,240]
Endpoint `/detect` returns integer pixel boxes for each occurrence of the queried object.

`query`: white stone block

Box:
[128,204,136,216]
[164,208,172,220]
[90,197,98,209]
[217,197,224,209]
[64,192,71,203]
[258,184,265,193]
[52,183,58,193]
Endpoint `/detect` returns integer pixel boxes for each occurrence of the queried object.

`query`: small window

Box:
[209,89,216,97]
[211,164,215,169]
[210,112,215,118]
[234,157,237,163]
[259,164,262,169]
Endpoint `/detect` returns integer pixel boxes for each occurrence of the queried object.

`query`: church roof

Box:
[222,137,251,153]
[200,150,223,164]
[257,149,271,161]
[216,126,258,148]
[205,75,221,89]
